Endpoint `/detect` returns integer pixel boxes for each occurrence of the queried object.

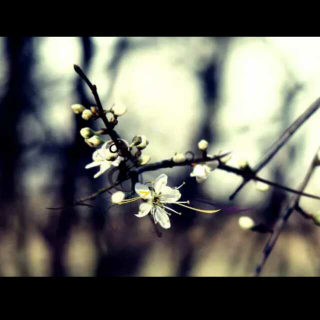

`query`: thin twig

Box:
[47,180,124,210]
[229,96,320,200]
[74,65,134,161]
[254,147,320,276]
[134,156,320,201]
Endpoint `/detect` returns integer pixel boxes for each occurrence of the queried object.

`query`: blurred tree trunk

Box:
[0,37,36,276]
[50,37,96,276]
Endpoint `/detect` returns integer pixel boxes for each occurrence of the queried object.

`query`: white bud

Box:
[110,103,127,116]
[85,135,105,148]
[238,159,249,169]
[106,112,115,122]
[111,191,126,204]
[135,135,149,150]
[82,109,93,120]
[173,152,186,163]
[71,104,86,114]
[238,216,255,230]
[137,155,151,165]
[198,140,209,151]
[255,181,270,192]
[80,127,95,139]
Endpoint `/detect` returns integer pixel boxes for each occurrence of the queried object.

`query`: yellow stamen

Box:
[138,191,150,197]
[174,202,221,214]
[118,196,141,205]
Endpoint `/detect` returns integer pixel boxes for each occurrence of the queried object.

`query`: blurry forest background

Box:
[1,37,320,276]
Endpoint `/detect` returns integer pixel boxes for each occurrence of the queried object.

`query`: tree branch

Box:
[229,95,320,200]
[254,146,320,276]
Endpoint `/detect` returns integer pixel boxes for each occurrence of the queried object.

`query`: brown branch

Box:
[73,65,134,161]
[134,155,320,201]
[229,95,320,200]
[47,180,124,210]
[254,147,320,276]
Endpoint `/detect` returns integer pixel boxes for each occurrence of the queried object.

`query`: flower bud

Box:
[173,152,186,163]
[80,127,95,139]
[85,135,105,148]
[136,135,149,150]
[137,155,151,165]
[110,103,127,116]
[71,104,86,114]
[106,112,115,123]
[111,191,126,204]
[255,181,270,192]
[82,109,93,120]
[238,216,255,230]
[198,140,208,151]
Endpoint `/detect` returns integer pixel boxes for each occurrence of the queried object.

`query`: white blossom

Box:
[110,103,127,116]
[190,161,219,183]
[85,141,124,178]
[131,174,220,229]
[134,174,184,229]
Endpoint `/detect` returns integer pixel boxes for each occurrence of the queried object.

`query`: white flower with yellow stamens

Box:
[114,174,220,229]
[190,161,219,183]
[85,140,125,178]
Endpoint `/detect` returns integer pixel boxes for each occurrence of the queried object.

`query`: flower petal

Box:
[135,183,152,199]
[153,207,171,229]
[159,186,181,203]
[112,156,124,167]
[93,150,105,162]
[154,174,168,194]
[85,161,102,169]
[135,203,153,218]
[93,162,111,178]
[196,176,207,183]
[207,160,219,171]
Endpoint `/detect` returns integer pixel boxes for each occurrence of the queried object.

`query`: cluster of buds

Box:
[71,104,98,121]
[129,135,151,166]
[71,101,152,178]
[71,103,129,149]
[80,128,106,148]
